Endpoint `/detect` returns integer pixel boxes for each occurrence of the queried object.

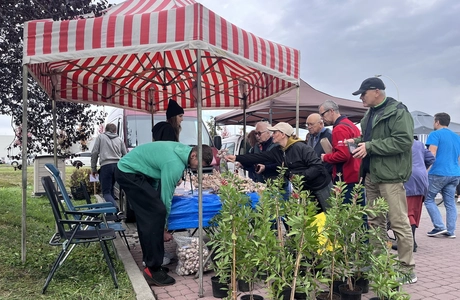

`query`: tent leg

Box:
[21,65,29,262]
[196,49,204,298]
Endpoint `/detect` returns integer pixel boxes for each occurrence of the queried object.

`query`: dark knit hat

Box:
[166,99,184,119]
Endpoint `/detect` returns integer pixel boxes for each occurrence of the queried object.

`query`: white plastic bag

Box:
[174,235,212,275]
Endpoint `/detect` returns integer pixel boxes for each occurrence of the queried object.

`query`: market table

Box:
[167,190,260,231]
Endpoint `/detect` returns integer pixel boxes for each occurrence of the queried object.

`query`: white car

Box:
[68,152,96,168]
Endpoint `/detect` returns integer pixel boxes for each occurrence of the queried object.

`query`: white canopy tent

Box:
[412,110,460,135]
[21,0,300,294]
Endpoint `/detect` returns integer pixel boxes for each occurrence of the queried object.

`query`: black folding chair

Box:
[41,176,119,294]
[80,181,130,250]
[44,163,129,250]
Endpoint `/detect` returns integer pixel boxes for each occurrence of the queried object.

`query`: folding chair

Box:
[80,181,125,222]
[44,163,130,250]
[80,181,130,249]
[46,164,114,210]
[41,176,118,294]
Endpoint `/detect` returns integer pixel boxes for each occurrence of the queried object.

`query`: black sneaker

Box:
[427,228,447,237]
[143,267,175,286]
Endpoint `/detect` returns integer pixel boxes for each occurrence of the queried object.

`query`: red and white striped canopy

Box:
[23,0,300,113]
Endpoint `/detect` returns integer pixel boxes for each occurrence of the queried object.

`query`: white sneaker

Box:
[457,197,460,203]
[162,256,171,266]
[143,257,171,267]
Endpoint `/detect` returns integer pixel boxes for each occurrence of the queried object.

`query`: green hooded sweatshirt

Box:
[117,141,191,219]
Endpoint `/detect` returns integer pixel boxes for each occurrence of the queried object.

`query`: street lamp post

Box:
[375,74,400,100]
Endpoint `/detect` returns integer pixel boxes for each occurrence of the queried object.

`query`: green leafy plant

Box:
[321,180,388,298]
[249,168,327,300]
[367,236,410,300]
[207,171,255,300]
[69,167,100,195]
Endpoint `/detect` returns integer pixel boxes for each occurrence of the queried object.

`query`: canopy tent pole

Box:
[269,104,273,125]
[239,81,247,154]
[295,84,300,136]
[149,88,155,141]
[195,49,205,297]
[52,93,58,167]
[21,64,29,262]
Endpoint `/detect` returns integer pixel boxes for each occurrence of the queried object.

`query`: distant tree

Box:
[221,126,231,139]
[205,116,222,138]
[0,0,110,158]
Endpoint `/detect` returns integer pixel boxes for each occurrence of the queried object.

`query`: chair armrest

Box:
[74,202,114,209]
[71,207,118,214]
[60,219,103,226]
[64,210,104,218]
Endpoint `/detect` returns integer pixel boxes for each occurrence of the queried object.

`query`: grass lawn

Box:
[0,164,136,299]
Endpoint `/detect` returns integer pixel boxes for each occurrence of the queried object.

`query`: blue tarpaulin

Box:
[168,191,260,231]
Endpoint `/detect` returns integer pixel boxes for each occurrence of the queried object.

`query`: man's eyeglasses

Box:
[361,91,367,97]
[255,131,267,136]
[319,109,330,117]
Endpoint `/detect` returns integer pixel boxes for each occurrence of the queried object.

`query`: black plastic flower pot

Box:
[241,295,264,300]
[353,277,369,293]
[211,276,229,298]
[338,283,363,300]
[238,279,253,292]
[316,291,341,300]
[332,280,345,294]
[280,287,307,300]
[70,186,85,200]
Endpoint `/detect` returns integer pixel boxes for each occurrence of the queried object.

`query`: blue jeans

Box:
[99,163,119,210]
[424,175,460,235]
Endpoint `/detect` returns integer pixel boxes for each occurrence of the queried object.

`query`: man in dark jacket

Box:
[348,77,416,284]
[251,121,279,182]
[306,113,333,178]
[227,122,332,212]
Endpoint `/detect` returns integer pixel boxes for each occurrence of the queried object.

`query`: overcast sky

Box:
[1,0,459,136]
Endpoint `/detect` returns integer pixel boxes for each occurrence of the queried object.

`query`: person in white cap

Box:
[226,122,333,212]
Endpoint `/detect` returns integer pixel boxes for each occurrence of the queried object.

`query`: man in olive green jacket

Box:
[347,77,416,284]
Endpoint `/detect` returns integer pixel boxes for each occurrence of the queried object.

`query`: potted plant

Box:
[69,168,100,199]
[248,170,327,300]
[320,180,388,300]
[207,172,259,300]
[367,237,410,300]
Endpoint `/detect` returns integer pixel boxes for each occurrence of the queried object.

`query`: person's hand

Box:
[343,139,355,145]
[255,164,265,174]
[164,230,173,242]
[235,162,243,169]
[320,153,325,161]
[225,155,236,162]
[352,142,368,159]
[91,171,98,177]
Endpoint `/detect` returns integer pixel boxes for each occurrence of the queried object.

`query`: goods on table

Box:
[190,169,265,193]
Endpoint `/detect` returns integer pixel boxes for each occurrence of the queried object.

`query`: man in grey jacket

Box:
[91,123,127,210]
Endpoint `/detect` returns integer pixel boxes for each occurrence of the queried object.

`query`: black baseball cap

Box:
[352,77,386,95]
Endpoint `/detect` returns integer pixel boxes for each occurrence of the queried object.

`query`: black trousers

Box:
[114,168,166,269]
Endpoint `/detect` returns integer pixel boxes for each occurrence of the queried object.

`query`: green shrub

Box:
[69,168,100,195]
